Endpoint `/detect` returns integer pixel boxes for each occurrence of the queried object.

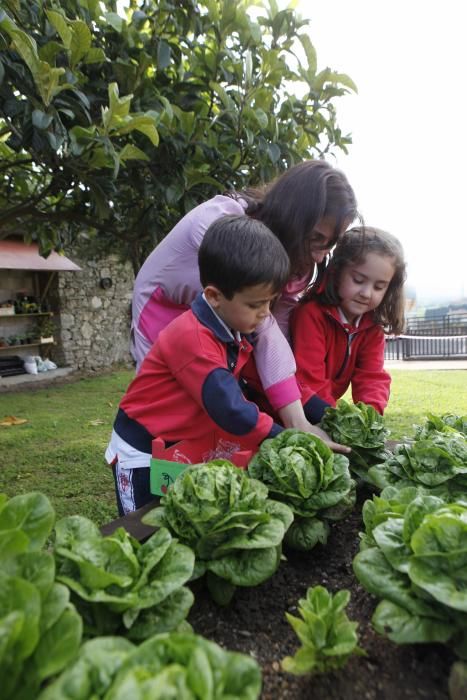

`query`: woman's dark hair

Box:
[199,215,290,299]
[302,226,406,335]
[233,160,359,280]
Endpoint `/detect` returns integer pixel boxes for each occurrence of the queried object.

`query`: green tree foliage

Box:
[0,0,356,271]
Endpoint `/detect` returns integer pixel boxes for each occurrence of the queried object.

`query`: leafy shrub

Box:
[143,461,293,605]
[282,585,364,675]
[54,516,195,640]
[248,430,355,551]
[320,400,390,481]
[38,632,262,699]
[353,489,467,657]
[0,492,82,700]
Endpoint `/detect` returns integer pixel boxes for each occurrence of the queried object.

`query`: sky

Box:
[295,0,467,304]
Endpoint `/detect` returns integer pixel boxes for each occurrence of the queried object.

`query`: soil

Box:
[188,487,455,700]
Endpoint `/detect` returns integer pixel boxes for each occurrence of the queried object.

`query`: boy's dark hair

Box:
[302,226,406,335]
[199,215,290,299]
[231,160,360,280]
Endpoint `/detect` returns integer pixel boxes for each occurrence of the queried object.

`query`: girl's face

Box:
[308,216,350,264]
[337,252,395,323]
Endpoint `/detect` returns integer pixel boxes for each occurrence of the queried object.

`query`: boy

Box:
[106,215,290,514]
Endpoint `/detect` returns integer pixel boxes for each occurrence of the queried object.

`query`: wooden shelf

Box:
[0,340,54,351]
[0,312,53,319]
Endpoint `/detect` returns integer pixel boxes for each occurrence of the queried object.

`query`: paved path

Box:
[385,359,467,370]
[0,367,75,391]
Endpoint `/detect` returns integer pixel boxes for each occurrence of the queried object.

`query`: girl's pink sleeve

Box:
[253,315,301,410]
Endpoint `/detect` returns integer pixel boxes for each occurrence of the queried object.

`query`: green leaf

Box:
[284,517,329,551]
[32,109,53,130]
[45,10,72,49]
[372,599,454,645]
[298,33,317,75]
[69,20,92,68]
[83,47,106,64]
[118,144,150,162]
[32,605,82,682]
[114,115,159,146]
[157,39,171,70]
[0,492,55,551]
[104,12,124,33]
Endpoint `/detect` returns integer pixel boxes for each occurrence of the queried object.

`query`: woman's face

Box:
[308,216,347,263]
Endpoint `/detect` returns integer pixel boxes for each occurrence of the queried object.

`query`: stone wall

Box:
[54,251,135,370]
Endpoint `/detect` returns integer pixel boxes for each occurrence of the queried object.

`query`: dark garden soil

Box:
[188,487,454,700]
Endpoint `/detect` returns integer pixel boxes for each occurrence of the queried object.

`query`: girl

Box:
[130,160,359,446]
[291,227,406,423]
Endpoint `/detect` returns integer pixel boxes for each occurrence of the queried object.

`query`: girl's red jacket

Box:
[290,301,391,421]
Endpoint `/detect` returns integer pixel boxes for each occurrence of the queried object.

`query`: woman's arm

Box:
[278,400,350,453]
[253,314,349,453]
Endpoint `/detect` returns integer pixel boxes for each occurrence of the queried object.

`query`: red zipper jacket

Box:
[116,294,283,453]
[290,301,391,422]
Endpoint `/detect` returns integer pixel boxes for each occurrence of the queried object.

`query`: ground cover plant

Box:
[353,488,467,657]
[1,367,467,698]
[38,632,262,700]
[143,461,293,605]
[54,518,195,640]
[248,430,355,551]
[0,492,82,700]
[281,585,364,676]
[320,399,391,481]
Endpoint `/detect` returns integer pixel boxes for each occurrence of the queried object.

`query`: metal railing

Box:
[385,312,467,360]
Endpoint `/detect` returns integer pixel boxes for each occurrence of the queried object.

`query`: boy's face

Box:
[205,283,278,334]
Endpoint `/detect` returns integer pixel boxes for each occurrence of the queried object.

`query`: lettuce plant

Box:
[414,412,467,439]
[38,631,262,700]
[248,430,355,551]
[367,431,467,497]
[353,489,467,657]
[0,492,82,700]
[54,517,195,640]
[320,399,391,481]
[282,585,364,675]
[143,461,293,605]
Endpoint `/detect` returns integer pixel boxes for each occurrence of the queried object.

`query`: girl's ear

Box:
[204,285,223,309]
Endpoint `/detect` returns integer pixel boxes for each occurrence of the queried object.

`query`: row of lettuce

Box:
[2,403,466,696]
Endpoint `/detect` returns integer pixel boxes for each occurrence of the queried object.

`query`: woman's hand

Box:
[306,423,351,454]
[277,399,351,454]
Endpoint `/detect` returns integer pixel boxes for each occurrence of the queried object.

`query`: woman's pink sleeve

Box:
[253,315,301,410]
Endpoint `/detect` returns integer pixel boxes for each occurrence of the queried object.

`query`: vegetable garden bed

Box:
[188,488,453,699]
[100,481,453,699]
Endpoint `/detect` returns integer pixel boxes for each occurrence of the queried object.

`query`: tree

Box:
[0,0,357,273]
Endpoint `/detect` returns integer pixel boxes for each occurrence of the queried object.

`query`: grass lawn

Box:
[0,367,466,526]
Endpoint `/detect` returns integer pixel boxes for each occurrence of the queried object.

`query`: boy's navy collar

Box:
[191,293,255,344]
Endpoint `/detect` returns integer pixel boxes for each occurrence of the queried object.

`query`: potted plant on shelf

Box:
[37,316,55,344]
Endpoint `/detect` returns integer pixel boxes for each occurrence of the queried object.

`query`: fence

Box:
[384,313,467,360]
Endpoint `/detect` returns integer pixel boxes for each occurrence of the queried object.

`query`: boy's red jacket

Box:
[116,294,282,453]
[291,301,391,420]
